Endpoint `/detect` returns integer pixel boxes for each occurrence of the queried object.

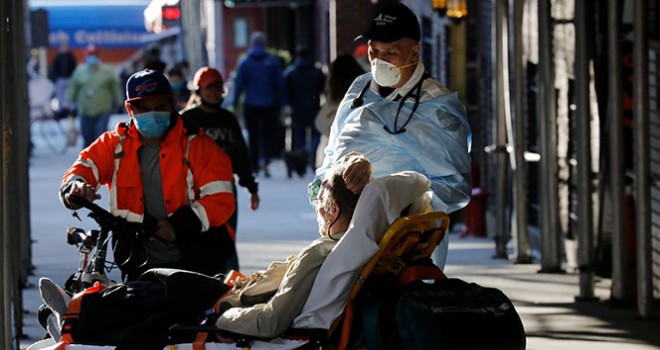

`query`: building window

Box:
[234,18,248,48]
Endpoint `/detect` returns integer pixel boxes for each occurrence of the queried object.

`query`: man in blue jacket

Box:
[232,32,287,177]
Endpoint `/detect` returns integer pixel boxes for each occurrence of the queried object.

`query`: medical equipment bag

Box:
[361,277,526,350]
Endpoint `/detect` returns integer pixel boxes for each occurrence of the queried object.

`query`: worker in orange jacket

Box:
[60,69,236,281]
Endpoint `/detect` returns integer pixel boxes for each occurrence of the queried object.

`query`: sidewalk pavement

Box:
[17,143,660,349]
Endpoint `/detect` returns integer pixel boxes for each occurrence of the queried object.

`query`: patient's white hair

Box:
[317,159,360,223]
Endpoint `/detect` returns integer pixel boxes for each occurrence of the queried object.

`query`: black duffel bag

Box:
[64,268,229,349]
[361,278,526,350]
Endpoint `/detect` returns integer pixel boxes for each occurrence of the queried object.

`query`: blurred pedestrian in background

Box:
[232,32,287,178]
[143,45,167,72]
[182,66,260,271]
[50,38,78,119]
[283,46,325,171]
[314,54,364,168]
[167,66,190,111]
[176,60,191,80]
[352,44,371,72]
[66,45,123,148]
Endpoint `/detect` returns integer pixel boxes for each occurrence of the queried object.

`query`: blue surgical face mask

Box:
[133,111,171,138]
[86,55,99,66]
[170,81,185,91]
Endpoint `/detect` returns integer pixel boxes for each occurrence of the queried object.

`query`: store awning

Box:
[30,2,149,48]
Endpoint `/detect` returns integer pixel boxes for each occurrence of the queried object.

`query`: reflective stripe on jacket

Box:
[61,116,235,232]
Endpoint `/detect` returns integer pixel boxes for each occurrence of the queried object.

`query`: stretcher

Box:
[29,171,449,350]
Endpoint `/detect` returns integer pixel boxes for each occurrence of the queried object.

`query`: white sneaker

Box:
[38,278,71,327]
[46,313,61,342]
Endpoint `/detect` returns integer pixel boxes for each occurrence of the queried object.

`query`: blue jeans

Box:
[80,113,111,148]
[244,105,280,171]
[291,112,320,154]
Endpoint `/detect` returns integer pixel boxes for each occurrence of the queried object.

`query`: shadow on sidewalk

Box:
[519,300,660,347]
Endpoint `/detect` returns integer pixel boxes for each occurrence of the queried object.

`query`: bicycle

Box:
[35,195,155,340]
[28,77,76,155]
[64,196,157,292]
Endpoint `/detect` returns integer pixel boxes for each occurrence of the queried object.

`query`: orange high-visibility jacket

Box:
[61,117,235,235]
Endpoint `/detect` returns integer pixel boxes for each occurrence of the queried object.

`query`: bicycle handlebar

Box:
[65,195,155,238]
[65,195,158,270]
[66,227,96,248]
[67,195,126,230]
[67,227,86,245]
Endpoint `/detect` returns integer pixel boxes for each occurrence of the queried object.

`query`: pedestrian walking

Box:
[231,32,287,177]
[283,46,325,169]
[167,66,191,111]
[66,45,123,148]
[50,38,78,119]
[314,54,364,168]
[182,66,260,271]
[143,45,167,72]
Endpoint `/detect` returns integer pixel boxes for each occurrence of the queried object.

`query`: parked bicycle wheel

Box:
[28,76,72,155]
[31,115,69,154]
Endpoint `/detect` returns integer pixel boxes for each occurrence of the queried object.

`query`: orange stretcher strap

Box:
[60,282,106,344]
[337,299,355,350]
[193,331,209,350]
[397,265,446,287]
[193,285,235,350]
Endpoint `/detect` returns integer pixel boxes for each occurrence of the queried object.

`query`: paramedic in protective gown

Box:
[308,3,472,270]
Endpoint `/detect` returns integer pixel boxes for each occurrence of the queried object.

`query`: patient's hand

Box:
[343,160,372,194]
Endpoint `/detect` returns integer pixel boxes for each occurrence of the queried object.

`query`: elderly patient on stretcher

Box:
[38,153,367,348]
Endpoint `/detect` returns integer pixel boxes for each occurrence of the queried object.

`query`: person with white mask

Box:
[309,2,472,269]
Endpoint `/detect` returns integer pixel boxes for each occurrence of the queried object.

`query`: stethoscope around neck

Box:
[350,75,426,135]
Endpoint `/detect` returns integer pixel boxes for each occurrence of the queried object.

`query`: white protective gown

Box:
[309,71,472,267]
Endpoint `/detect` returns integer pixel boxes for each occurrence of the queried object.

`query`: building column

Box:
[633,0,653,318]
[538,0,563,272]
[575,0,597,301]
[607,0,633,302]
[510,0,531,263]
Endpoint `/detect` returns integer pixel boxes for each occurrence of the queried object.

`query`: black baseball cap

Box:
[355,3,421,43]
[125,69,172,103]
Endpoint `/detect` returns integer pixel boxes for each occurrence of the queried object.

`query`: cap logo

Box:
[374,13,397,26]
[135,80,158,96]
